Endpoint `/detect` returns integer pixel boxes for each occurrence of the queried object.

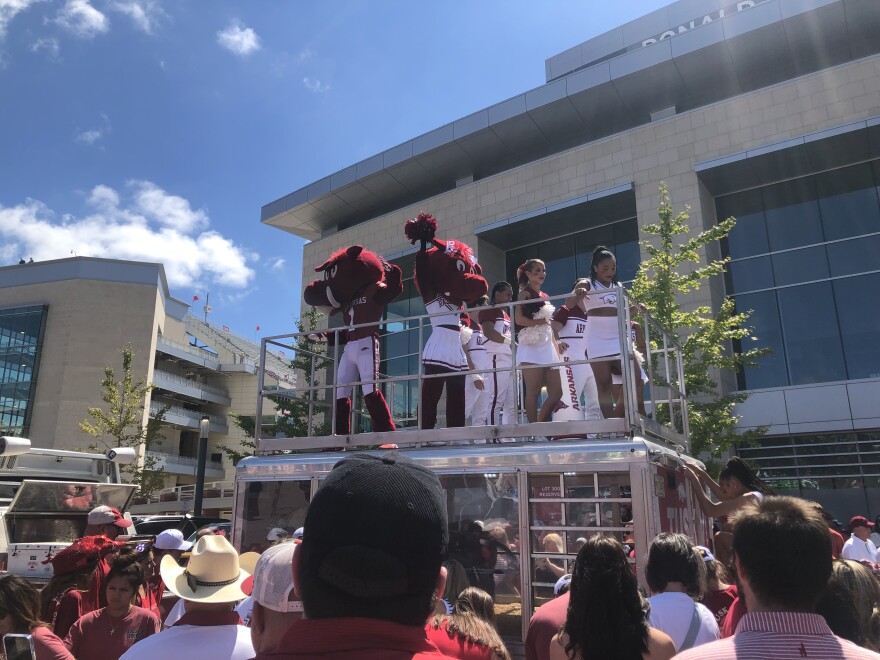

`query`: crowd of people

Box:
[7,454,880,659]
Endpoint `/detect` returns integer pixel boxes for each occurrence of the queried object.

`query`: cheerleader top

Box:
[584,279,620,312]
[518,286,550,319]
[425,295,461,329]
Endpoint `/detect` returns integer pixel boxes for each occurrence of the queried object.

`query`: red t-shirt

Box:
[32,625,74,660]
[64,605,160,660]
[45,588,86,640]
[830,528,845,559]
[425,620,494,659]
[525,593,569,660]
[84,555,111,612]
[721,596,747,638]
[703,585,738,628]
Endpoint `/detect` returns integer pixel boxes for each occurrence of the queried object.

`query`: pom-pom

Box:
[460,325,473,345]
[404,212,438,245]
[517,304,555,346]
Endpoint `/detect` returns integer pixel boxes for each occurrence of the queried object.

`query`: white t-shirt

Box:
[163,598,185,627]
[235,596,254,627]
[841,536,878,562]
[648,591,719,651]
[119,622,254,660]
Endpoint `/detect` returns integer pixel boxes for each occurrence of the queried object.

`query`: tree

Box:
[631,183,769,458]
[221,308,330,465]
[79,344,167,497]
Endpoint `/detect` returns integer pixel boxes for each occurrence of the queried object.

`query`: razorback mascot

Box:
[404,213,488,429]
[303,245,402,434]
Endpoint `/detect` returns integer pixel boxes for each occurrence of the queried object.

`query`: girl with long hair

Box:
[582,246,646,418]
[0,575,72,660]
[550,535,674,660]
[40,539,101,639]
[427,587,512,660]
[514,259,563,423]
[817,559,880,652]
[683,457,774,566]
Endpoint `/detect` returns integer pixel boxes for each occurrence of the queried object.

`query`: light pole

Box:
[194,416,209,516]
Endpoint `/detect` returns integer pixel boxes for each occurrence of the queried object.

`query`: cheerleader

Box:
[583,246,645,418]
[514,259,563,423]
[478,282,517,435]
[552,278,602,423]
[462,298,490,427]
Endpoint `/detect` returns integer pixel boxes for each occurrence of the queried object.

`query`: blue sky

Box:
[0,0,671,340]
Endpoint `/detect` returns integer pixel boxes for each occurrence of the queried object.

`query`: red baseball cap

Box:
[87,505,133,528]
[850,516,874,530]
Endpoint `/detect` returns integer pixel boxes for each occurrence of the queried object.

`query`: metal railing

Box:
[145,450,223,470]
[152,369,230,399]
[149,402,228,427]
[136,480,233,504]
[156,336,221,363]
[254,286,690,452]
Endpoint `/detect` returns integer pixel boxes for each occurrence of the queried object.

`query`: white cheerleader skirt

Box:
[423,327,468,371]
[586,315,622,359]
[516,336,560,365]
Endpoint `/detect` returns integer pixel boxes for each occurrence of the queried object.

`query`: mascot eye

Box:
[324,265,337,280]
[456,260,466,272]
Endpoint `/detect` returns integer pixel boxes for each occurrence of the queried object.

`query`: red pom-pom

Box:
[404,212,438,244]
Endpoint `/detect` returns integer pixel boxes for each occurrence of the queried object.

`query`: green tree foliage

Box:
[79,344,167,497]
[631,183,769,457]
[221,308,329,465]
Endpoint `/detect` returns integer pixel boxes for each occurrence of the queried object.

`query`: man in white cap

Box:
[120,535,257,660]
[83,505,133,612]
[266,527,289,543]
[244,541,303,653]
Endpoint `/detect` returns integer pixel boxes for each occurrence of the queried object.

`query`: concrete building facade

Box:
[0,257,293,501]
[262,0,880,519]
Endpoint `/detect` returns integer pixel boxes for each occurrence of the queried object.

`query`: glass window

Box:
[734,291,788,389]
[238,479,312,553]
[613,222,640,283]
[728,256,774,294]
[816,164,880,241]
[0,306,47,438]
[834,273,880,380]
[539,236,577,296]
[718,189,769,259]
[777,282,846,385]
[771,245,829,287]
[827,234,880,278]
[763,178,824,251]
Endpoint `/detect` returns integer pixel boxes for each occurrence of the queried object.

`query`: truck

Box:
[232,289,714,656]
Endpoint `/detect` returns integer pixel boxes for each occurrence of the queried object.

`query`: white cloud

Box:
[269,257,285,272]
[0,0,43,39]
[216,20,259,56]
[56,0,108,39]
[76,128,102,144]
[302,76,329,93]
[30,36,59,58]
[0,181,256,289]
[109,0,164,34]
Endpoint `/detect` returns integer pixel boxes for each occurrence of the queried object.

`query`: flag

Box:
[192,295,199,302]
[222,325,229,332]
[256,325,261,331]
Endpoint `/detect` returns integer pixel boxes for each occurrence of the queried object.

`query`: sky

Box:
[0,0,672,341]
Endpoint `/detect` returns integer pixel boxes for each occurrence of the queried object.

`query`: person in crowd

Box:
[514,259,563,424]
[82,505,132,612]
[525,588,569,660]
[684,457,774,566]
[676,496,880,659]
[427,586,511,660]
[843,516,879,562]
[551,278,602,425]
[41,536,115,638]
[266,527,289,544]
[870,517,880,548]
[817,559,880,651]
[0,575,73,660]
[550,535,674,660]
[811,503,846,558]
[247,542,303,654]
[535,533,567,583]
[479,282,517,436]
[463,299,490,427]
[486,524,520,597]
[696,545,738,628]
[437,558,473,615]
[581,246,645,418]
[645,532,718,652]
[553,574,571,597]
[120,534,255,660]
[65,549,160,660]
[152,529,192,619]
[255,452,458,659]
[128,541,161,620]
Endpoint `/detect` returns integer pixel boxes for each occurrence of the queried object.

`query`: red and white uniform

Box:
[335,285,384,399]
[423,296,468,371]
[552,305,601,421]
[464,321,490,425]
[478,307,516,430]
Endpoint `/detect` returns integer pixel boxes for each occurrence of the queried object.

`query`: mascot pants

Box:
[421,365,466,429]
[335,337,379,399]
[554,355,602,422]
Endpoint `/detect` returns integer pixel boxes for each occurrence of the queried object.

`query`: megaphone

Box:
[0,436,31,457]
[106,447,138,464]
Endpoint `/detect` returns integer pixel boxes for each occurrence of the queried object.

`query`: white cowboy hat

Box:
[160,534,258,603]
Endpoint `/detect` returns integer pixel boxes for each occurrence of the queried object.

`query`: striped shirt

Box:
[674,611,880,659]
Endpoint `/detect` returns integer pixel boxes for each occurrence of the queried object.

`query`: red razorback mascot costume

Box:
[404,213,488,429]
[303,245,402,434]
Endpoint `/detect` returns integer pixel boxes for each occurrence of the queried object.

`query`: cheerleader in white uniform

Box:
[479,283,517,437]
[583,246,646,418]
[514,259,563,423]
[552,278,602,423]
[462,299,490,426]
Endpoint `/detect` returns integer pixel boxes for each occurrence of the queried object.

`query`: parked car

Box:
[131,515,228,539]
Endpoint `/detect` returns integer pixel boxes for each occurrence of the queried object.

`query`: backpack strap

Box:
[679,602,702,651]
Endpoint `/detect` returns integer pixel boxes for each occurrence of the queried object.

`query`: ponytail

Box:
[589,246,618,287]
